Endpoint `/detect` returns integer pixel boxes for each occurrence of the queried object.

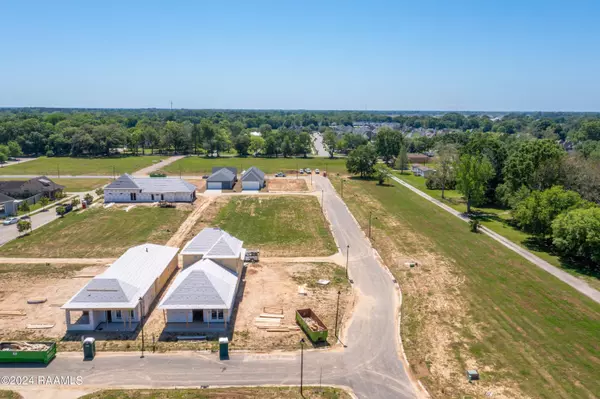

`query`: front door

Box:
[106,311,112,323]
[192,310,204,322]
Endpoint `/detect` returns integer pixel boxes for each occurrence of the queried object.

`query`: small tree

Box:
[17,220,31,235]
[18,201,30,213]
[71,197,81,209]
[39,196,50,208]
[56,206,66,217]
[84,193,94,204]
[395,144,409,173]
[95,188,104,196]
[375,164,391,185]
[455,154,494,214]
[54,190,66,199]
[469,219,480,233]
[346,144,378,178]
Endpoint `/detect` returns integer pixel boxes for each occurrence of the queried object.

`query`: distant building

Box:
[241,166,265,191]
[412,165,436,178]
[0,176,64,200]
[206,167,237,190]
[104,174,196,203]
[407,154,431,164]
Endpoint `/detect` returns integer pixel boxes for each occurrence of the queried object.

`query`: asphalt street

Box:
[2,176,417,398]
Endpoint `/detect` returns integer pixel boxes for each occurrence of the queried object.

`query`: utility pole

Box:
[334,290,341,337]
[299,338,305,396]
[345,245,349,279]
[139,297,145,358]
[57,164,60,178]
[369,211,372,239]
[321,189,324,209]
[341,179,344,198]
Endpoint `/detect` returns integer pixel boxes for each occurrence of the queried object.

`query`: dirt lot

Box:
[187,179,206,192]
[0,263,108,340]
[230,261,354,350]
[267,178,310,192]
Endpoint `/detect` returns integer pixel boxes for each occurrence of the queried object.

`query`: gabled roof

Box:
[181,228,243,259]
[105,174,140,190]
[241,166,265,182]
[212,166,237,175]
[0,176,64,192]
[62,244,178,310]
[0,193,15,203]
[106,174,196,193]
[159,259,238,310]
[207,168,236,183]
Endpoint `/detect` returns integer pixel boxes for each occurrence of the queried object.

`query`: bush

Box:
[84,193,93,204]
[17,220,31,235]
[46,150,55,157]
[552,207,600,265]
[95,188,104,196]
[149,172,167,177]
[469,219,480,233]
[426,172,457,190]
[18,201,30,213]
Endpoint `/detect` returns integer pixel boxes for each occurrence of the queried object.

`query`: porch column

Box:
[65,310,71,327]
[123,309,126,328]
[186,311,188,328]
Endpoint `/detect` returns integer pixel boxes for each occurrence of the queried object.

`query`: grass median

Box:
[333,175,600,399]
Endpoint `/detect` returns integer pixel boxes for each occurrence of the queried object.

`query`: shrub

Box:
[18,201,30,213]
[426,172,457,190]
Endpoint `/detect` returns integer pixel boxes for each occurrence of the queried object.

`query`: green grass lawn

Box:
[0,206,190,258]
[335,176,600,398]
[213,196,337,256]
[163,156,348,176]
[55,178,112,191]
[0,156,166,176]
[80,387,350,399]
[392,171,600,290]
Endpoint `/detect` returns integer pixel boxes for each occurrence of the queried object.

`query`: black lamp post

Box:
[345,245,349,279]
[335,290,341,337]
[300,338,305,395]
[139,297,145,358]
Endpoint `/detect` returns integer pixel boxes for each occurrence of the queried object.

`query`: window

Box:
[211,310,224,320]
[151,194,154,201]
[130,193,137,201]
[115,310,122,320]
[161,194,164,201]
[130,310,134,319]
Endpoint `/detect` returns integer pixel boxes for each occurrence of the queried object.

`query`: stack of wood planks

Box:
[254,312,300,333]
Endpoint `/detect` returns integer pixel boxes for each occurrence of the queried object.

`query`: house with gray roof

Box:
[241,166,265,191]
[104,174,196,203]
[62,244,179,332]
[0,176,64,200]
[159,228,245,330]
[206,167,237,190]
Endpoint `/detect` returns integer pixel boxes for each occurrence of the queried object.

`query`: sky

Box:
[1,0,599,111]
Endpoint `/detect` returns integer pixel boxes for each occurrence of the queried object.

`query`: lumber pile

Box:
[0,310,26,317]
[253,312,301,333]
[26,324,55,329]
[0,342,50,351]
[27,298,47,304]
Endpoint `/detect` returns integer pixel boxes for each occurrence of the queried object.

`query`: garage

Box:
[241,167,265,191]
[207,182,223,190]
[206,167,237,190]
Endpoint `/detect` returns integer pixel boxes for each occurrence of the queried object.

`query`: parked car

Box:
[57,203,73,215]
[202,175,209,179]
[3,217,19,225]
[305,168,311,173]
[315,169,320,174]
[20,215,30,221]
[275,172,286,177]
[299,169,305,174]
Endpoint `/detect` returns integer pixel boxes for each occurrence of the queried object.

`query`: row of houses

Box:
[63,228,245,332]
[0,176,64,216]
[103,167,267,204]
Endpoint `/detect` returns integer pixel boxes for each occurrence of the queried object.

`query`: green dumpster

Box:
[219,337,229,360]
[83,337,96,360]
[296,309,328,343]
[0,342,56,364]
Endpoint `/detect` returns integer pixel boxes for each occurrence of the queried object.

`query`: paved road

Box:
[389,173,600,304]
[4,175,417,399]
[312,133,329,157]
[133,155,185,176]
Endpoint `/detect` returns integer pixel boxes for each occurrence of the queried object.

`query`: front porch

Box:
[65,307,140,332]
[163,322,227,333]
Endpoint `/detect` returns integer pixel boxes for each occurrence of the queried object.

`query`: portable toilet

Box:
[83,337,96,360]
[219,337,229,360]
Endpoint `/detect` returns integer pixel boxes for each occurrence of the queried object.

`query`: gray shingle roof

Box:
[106,174,196,193]
[159,259,238,310]
[241,166,265,182]
[0,193,15,203]
[62,244,179,310]
[181,228,243,258]
[207,168,236,183]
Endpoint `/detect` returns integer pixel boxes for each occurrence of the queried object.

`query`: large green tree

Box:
[552,207,600,265]
[436,143,458,199]
[394,143,409,174]
[323,129,337,158]
[346,144,378,177]
[375,127,403,166]
[455,154,494,213]
[513,186,587,236]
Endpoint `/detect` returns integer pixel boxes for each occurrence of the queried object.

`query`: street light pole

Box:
[139,297,145,358]
[300,338,305,395]
[341,179,344,198]
[334,290,341,337]
[345,245,349,279]
[321,189,324,209]
[369,211,372,239]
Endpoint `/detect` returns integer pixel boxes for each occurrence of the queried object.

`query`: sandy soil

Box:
[0,264,108,339]
[267,178,309,192]
[186,179,206,192]
[231,261,354,350]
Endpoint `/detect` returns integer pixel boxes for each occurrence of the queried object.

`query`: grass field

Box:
[55,178,112,191]
[0,391,21,399]
[333,176,600,399]
[80,387,350,399]
[163,156,348,176]
[213,196,337,256]
[0,206,190,258]
[0,156,166,176]
[392,171,600,290]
